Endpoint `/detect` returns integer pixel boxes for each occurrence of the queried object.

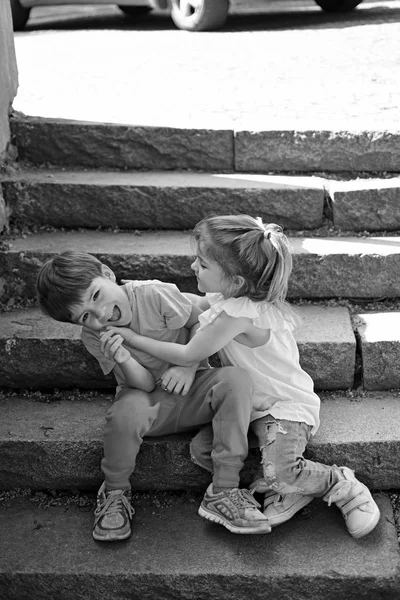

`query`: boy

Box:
[36,250,271,541]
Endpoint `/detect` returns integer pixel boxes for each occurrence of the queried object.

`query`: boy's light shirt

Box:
[200,293,320,434]
[81,280,209,390]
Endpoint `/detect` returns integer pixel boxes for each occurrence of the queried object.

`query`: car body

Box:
[10,0,366,32]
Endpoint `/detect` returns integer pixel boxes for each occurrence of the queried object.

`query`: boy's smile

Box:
[70,275,132,332]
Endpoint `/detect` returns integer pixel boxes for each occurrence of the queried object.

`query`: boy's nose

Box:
[191,260,197,272]
[94,305,107,321]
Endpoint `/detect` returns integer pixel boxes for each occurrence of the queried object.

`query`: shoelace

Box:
[228,488,262,510]
[94,490,134,524]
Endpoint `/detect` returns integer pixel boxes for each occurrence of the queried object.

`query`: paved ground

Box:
[11,0,400,129]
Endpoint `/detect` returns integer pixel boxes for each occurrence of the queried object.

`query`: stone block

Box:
[294,305,355,390]
[10,115,234,171]
[356,312,400,390]
[3,170,325,230]
[331,177,400,231]
[234,129,400,172]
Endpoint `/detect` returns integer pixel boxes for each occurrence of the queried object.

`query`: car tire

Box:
[10,0,31,30]
[171,0,229,31]
[314,0,364,12]
[118,5,152,16]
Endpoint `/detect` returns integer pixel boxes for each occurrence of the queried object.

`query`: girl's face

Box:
[191,247,228,295]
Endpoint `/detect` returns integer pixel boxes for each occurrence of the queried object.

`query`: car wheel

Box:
[118,5,152,16]
[10,0,31,30]
[314,0,364,12]
[171,0,229,31]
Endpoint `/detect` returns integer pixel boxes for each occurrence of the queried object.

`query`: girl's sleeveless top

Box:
[198,293,320,433]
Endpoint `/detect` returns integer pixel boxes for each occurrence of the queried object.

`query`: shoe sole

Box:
[264,495,314,527]
[198,504,271,534]
[93,530,131,542]
[347,504,381,539]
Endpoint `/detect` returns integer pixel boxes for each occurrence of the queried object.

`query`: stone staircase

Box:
[1,111,400,599]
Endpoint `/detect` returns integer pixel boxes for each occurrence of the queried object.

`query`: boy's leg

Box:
[251,415,380,538]
[94,387,161,542]
[149,367,271,534]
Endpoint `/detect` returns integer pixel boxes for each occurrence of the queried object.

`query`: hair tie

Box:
[264,231,271,240]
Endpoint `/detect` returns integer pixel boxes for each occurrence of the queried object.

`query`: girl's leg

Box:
[251,416,340,497]
[251,415,380,538]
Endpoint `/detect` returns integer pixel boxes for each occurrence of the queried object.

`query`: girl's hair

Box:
[193,214,298,321]
[36,250,104,323]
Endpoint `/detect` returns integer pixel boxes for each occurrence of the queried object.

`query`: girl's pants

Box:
[101,366,253,491]
[251,415,343,496]
[191,414,344,496]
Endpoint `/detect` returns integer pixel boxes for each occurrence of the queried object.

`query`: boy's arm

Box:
[99,329,155,392]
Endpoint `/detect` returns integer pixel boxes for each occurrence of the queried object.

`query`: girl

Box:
[106,214,380,539]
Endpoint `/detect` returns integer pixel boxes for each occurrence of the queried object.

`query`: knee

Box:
[264,461,303,489]
[214,366,254,396]
[106,389,152,432]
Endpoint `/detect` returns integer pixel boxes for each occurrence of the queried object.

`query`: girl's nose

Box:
[191,259,197,272]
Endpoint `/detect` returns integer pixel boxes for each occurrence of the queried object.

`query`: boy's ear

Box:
[101,264,116,282]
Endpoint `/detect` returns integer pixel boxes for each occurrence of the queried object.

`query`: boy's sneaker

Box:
[262,491,314,526]
[198,484,271,534]
[93,481,135,542]
[323,466,380,539]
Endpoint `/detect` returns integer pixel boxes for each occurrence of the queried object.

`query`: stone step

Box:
[330,176,400,232]
[0,306,355,390]
[1,391,400,491]
[1,230,400,304]
[10,114,400,172]
[0,491,398,600]
[2,168,326,231]
[3,168,400,233]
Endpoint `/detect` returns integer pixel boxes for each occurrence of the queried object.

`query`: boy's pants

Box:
[191,415,344,496]
[101,366,254,491]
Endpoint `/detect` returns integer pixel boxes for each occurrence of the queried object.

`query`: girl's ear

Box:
[232,275,245,293]
[101,264,116,283]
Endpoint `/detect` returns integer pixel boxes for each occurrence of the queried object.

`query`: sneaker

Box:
[198,484,272,534]
[93,482,135,542]
[323,467,380,539]
[263,490,314,526]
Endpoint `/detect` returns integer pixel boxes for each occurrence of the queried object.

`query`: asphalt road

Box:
[11,0,400,130]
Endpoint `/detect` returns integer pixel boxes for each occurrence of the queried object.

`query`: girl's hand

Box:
[99,329,130,364]
[104,326,137,345]
[160,365,197,396]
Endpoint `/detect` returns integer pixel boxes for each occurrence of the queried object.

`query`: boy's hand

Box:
[160,365,197,396]
[99,329,130,364]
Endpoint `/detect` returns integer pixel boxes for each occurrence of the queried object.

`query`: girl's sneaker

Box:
[263,491,314,526]
[93,481,135,542]
[198,484,271,534]
[323,466,380,538]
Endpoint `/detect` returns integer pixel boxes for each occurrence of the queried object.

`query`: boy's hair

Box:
[192,214,293,306]
[36,250,105,323]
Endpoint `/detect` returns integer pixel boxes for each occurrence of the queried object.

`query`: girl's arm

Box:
[182,293,210,312]
[106,312,248,367]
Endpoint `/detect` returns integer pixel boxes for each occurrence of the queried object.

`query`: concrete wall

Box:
[0,1,18,231]
[0,1,18,165]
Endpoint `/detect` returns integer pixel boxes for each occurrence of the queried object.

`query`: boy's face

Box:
[69,267,132,332]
